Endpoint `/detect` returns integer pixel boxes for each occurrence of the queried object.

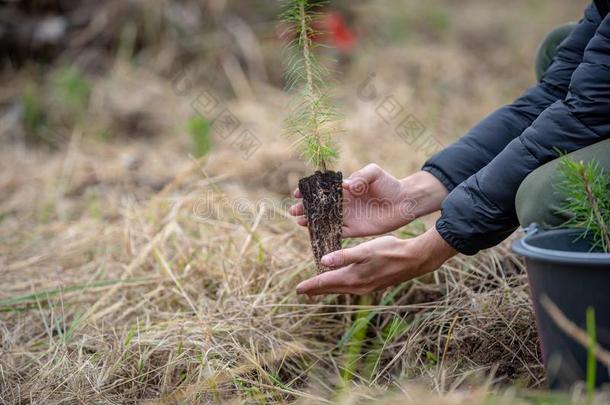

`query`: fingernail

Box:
[296,283,305,294]
[343,179,353,187]
[321,254,334,266]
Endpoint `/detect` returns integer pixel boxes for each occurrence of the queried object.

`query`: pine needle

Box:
[281,0,339,171]
[556,157,610,252]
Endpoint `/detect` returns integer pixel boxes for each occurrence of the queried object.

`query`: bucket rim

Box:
[512,224,610,265]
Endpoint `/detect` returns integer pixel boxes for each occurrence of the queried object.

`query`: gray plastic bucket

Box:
[512,224,610,389]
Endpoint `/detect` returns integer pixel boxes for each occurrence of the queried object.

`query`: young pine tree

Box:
[281,0,344,273]
[557,157,610,253]
[282,0,339,172]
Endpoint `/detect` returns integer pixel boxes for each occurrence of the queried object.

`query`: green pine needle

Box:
[281,0,340,171]
[556,157,610,253]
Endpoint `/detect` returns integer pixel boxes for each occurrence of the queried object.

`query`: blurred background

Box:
[0,0,595,403]
[0,0,589,205]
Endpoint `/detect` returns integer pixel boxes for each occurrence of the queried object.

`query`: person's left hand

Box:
[296,228,457,296]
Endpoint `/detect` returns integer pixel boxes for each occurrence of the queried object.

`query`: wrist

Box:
[412,228,457,272]
[399,171,449,218]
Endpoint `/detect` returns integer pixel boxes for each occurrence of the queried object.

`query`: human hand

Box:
[290,164,446,238]
[295,228,457,296]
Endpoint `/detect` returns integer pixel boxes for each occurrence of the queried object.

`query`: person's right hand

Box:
[290,164,446,238]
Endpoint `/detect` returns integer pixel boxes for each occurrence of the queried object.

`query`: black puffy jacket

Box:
[422,1,610,255]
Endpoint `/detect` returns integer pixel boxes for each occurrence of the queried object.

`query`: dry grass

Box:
[1,0,606,403]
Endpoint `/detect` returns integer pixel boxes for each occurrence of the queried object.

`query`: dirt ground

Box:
[2,0,605,403]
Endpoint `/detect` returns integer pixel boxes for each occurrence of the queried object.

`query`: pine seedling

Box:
[281,0,344,273]
[281,0,339,172]
[556,157,610,253]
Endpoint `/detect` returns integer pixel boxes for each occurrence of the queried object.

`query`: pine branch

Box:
[557,157,610,253]
[578,164,610,251]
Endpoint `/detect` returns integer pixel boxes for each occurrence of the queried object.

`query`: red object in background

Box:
[319,11,357,52]
[276,9,357,54]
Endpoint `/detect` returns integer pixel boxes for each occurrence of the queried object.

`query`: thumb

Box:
[345,163,382,195]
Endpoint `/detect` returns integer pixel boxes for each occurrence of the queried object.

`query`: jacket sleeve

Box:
[422,3,601,191]
[437,10,610,255]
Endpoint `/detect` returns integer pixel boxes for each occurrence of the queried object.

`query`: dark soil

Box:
[298,170,343,273]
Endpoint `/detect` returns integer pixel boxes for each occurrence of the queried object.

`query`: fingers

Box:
[290,189,307,225]
[342,225,354,238]
[320,246,367,269]
[289,203,304,216]
[296,241,378,296]
[289,202,307,227]
[296,247,367,296]
[296,267,355,295]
